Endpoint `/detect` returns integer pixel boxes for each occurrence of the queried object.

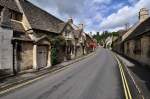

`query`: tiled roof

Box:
[0,0,21,13]
[126,17,150,41]
[19,0,64,33]
[85,33,92,40]
[57,23,66,33]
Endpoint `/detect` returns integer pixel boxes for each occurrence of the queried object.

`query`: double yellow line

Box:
[114,55,132,99]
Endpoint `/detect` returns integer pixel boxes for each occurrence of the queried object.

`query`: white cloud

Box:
[93,0,111,4]
[30,0,150,34]
[100,0,150,31]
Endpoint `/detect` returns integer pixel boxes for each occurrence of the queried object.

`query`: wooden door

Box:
[37,46,48,69]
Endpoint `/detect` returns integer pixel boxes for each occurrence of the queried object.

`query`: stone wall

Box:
[0,27,13,72]
[140,36,150,65]
[123,35,150,66]
[76,45,83,58]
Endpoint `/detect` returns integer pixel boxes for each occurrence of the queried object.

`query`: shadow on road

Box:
[128,63,150,91]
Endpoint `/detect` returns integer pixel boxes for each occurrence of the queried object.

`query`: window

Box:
[134,39,141,55]
[0,6,3,16]
[65,31,68,36]
[127,42,130,54]
[148,37,150,58]
[11,11,22,21]
[17,43,22,60]
[148,45,150,58]
[13,31,23,37]
[65,30,70,36]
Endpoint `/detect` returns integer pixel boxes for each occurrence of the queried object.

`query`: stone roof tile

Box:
[0,0,21,13]
[20,0,64,33]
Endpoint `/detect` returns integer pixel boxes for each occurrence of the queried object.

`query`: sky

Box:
[30,0,150,34]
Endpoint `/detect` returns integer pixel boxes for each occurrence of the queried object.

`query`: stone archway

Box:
[33,37,51,70]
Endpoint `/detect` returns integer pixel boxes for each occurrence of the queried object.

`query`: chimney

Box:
[79,24,84,30]
[139,8,149,22]
[68,17,73,24]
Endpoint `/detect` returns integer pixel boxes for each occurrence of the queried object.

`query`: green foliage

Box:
[93,31,119,46]
[50,35,66,65]
[51,36,66,48]
[51,47,57,65]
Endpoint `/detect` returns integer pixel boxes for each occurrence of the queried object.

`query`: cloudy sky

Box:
[30,0,150,34]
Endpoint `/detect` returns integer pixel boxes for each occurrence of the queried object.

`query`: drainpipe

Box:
[12,41,17,75]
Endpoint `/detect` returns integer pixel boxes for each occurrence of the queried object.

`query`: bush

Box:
[50,36,66,65]
[51,47,58,65]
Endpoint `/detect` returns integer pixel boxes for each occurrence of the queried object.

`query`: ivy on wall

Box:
[50,36,66,65]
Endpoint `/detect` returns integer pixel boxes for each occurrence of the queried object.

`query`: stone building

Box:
[72,24,87,58]
[113,8,150,66]
[0,0,65,74]
[0,0,24,74]
[58,18,76,61]
[63,18,87,59]
[85,33,96,53]
[112,30,126,53]
[0,0,93,75]
[18,0,64,71]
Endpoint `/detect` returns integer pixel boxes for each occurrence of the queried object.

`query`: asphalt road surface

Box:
[0,48,124,99]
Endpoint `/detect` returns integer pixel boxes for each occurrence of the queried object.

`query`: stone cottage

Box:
[68,20,87,58]
[85,33,96,53]
[0,0,93,75]
[115,8,150,66]
[17,0,64,71]
[0,0,65,74]
[57,18,76,61]
[73,27,86,57]
[0,0,26,74]
[58,18,87,60]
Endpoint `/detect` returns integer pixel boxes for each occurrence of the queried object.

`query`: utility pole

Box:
[125,23,130,31]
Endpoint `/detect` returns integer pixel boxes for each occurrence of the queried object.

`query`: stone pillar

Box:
[33,45,37,69]
[47,46,51,68]
[13,41,18,74]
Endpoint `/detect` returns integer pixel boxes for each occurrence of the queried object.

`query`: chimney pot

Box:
[139,8,149,22]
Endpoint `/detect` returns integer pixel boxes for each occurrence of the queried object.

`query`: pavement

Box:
[0,48,125,99]
[117,54,150,99]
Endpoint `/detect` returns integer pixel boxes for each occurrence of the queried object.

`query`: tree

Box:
[93,31,119,47]
[50,36,66,65]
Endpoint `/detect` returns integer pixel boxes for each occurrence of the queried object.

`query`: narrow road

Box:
[0,48,124,99]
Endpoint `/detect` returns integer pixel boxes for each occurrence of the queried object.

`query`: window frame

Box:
[10,10,22,21]
[134,38,141,55]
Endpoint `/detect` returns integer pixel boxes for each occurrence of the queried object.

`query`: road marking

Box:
[120,61,132,99]
[119,63,129,99]
[116,55,145,99]
[112,54,133,99]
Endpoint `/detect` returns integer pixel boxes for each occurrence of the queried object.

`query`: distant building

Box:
[85,34,96,53]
